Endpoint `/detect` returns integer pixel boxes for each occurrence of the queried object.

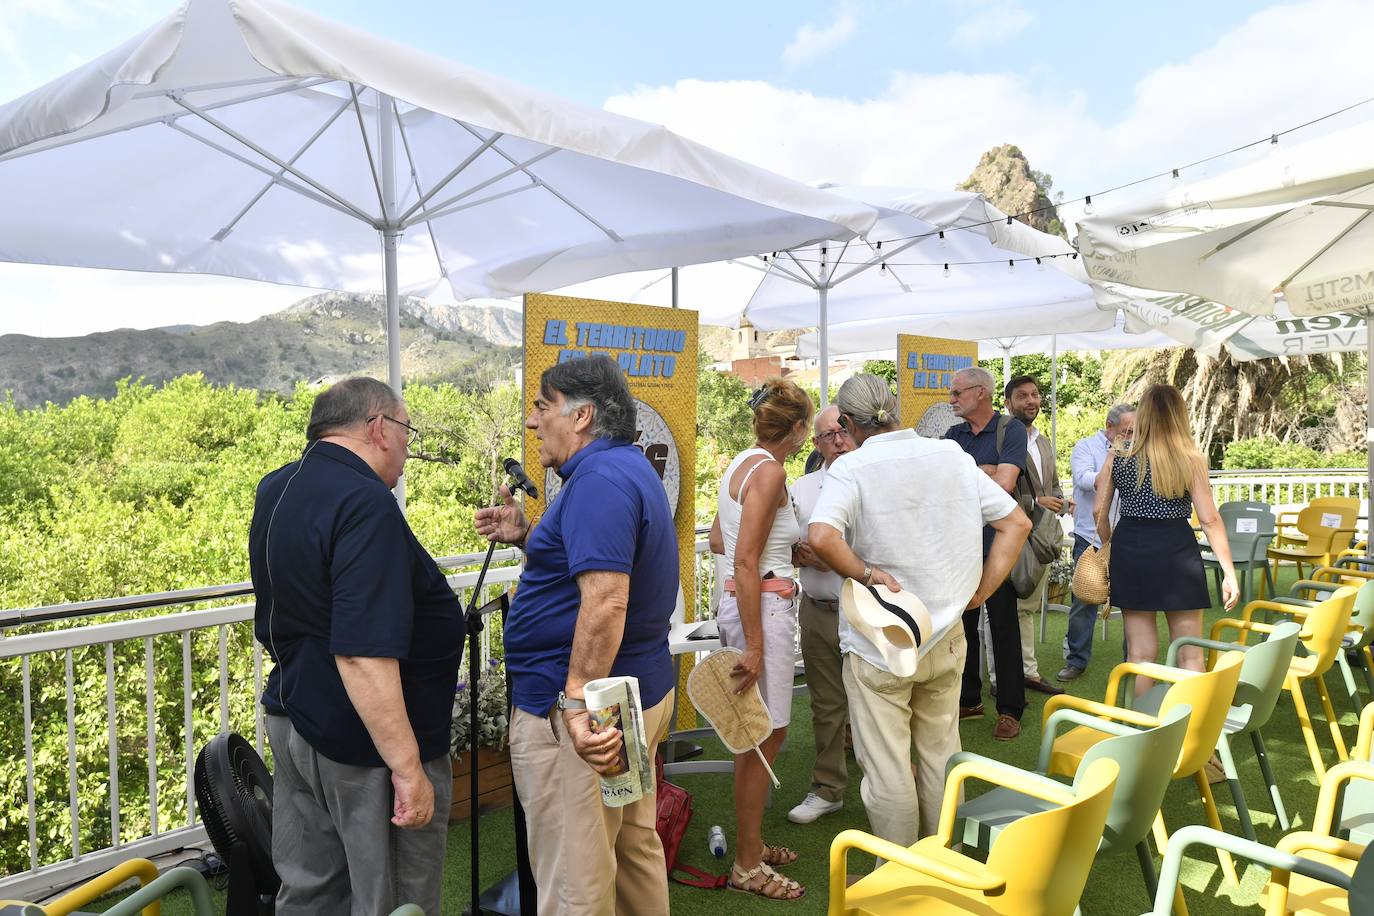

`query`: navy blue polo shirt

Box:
[249,441,463,768]
[945,411,1027,556]
[505,437,677,717]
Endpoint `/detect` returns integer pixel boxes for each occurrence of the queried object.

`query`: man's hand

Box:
[1036,495,1066,514]
[978,463,998,477]
[868,567,901,592]
[562,709,625,775]
[390,764,434,828]
[475,484,529,546]
[792,539,830,571]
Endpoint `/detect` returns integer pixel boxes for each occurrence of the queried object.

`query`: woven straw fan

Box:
[686,647,779,787]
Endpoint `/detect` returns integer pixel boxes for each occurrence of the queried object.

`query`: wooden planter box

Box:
[1047,581,1070,607]
[450,748,514,822]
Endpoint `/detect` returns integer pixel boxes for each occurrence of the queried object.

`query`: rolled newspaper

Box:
[582,675,653,808]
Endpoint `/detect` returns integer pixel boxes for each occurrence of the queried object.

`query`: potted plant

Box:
[450,657,514,821]
[1047,557,1075,606]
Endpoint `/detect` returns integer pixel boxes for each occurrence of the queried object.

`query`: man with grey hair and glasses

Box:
[808,374,1028,847]
[475,354,677,916]
[944,365,1029,741]
[250,376,460,915]
[1058,402,1135,681]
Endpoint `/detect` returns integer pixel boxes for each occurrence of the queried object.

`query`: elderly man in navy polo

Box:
[249,376,462,916]
[476,354,677,916]
[944,366,1029,741]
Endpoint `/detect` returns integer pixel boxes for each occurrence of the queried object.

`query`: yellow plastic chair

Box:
[1042,651,1246,885]
[1337,703,1374,844]
[1212,586,1358,781]
[39,858,162,915]
[1269,501,1360,587]
[828,757,1120,916]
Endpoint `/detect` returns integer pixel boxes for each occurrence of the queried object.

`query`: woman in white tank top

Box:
[708,377,813,901]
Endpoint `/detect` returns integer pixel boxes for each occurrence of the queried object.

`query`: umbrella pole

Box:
[1050,334,1058,455]
[1367,319,1372,553]
[818,282,829,407]
[379,93,405,509]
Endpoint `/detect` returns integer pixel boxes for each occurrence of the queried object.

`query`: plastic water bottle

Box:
[707,825,727,858]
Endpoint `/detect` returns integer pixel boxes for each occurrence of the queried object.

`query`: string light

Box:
[938,230,946,248]
[943,263,950,279]
[1005,215,1013,226]
[1083,194,1094,216]
[1007,259,1015,274]
[1035,257,1043,271]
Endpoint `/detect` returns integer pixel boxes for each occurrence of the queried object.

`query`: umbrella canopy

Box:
[1075,121,1374,318]
[0,0,876,308]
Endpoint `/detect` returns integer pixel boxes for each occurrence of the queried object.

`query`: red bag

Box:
[655,755,727,889]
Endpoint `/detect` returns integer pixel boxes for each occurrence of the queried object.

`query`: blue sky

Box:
[1,0,1371,335]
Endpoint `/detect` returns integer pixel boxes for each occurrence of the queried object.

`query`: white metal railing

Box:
[0,535,717,900]
[1208,467,1368,510]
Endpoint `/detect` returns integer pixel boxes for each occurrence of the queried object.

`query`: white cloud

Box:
[608,0,1374,201]
[781,7,857,67]
[950,2,1033,48]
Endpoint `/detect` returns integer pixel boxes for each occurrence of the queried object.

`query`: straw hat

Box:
[840,578,931,676]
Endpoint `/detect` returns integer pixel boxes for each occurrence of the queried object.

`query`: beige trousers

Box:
[510,691,675,916]
[843,626,966,847]
[798,593,849,802]
[984,565,1049,685]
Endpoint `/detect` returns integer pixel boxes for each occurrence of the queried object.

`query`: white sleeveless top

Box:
[718,448,801,578]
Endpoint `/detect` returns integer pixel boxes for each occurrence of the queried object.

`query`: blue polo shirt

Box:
[250,442,463,768]
[505,437,677,717]
[945,411,1027,556]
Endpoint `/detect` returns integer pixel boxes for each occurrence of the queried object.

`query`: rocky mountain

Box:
[0,293,521,407]
[958,143,1066,238]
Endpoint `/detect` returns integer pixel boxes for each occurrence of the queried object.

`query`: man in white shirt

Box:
[787,405,853,825]
[809,375,1028,846]
[1058,403,1135,681]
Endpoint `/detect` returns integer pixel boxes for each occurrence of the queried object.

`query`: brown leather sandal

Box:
[761,844,798,867]
[728,862,806,900]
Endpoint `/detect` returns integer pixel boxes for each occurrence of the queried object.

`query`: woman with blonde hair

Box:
[1095,384,1238,693]
[709,377,814,900]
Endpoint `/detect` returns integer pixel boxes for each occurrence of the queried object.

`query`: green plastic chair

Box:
[1132,621,1302,840]
[101,867,215,916]
[952,705,1192,909]
[1202,500,1277,606]
[1141,823,1374,916]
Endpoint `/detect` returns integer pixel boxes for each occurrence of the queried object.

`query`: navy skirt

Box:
[1109,516,1211,611]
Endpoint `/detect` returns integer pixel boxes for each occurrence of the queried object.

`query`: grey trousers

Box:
[267,714,452,916]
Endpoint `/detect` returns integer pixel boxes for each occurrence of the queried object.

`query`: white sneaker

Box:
[787,792,843,824]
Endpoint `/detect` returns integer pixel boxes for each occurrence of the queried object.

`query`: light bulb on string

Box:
[943,263,950,279]
[938,230,946,249]
[1171,168,1181,187]
[1007,259,1015,274]
[1083,195,1094,216]
[1035,257,1043,271]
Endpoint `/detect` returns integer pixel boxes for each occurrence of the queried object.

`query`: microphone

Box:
[503,457,539,499]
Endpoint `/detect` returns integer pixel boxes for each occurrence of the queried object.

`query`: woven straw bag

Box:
[1072,542,1111,605]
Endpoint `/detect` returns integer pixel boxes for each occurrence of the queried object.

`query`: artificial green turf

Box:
[92,567,1359,914]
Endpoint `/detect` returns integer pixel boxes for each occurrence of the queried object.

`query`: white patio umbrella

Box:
[565,186,1095,404]
[1076,118,1374,500]
[0,0,878,400]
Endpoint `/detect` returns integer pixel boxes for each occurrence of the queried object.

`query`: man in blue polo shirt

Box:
[249,377,462,915]
[476,355,676,916]
[944,366,1029,741]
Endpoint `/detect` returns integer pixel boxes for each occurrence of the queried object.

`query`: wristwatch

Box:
[861,564,873,587]
[557,691,586,711]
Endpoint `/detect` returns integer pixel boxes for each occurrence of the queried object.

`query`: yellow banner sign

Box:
[897,333,978,436]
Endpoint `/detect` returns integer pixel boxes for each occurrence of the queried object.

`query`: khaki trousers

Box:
[984,565,1050,685]
[510,691,675,916]
[843,626,965,847]
[798,593,849,802]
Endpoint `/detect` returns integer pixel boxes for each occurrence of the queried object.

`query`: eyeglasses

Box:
[948,384,985,399]
[815,429,850,444]
[369,414,420,446]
